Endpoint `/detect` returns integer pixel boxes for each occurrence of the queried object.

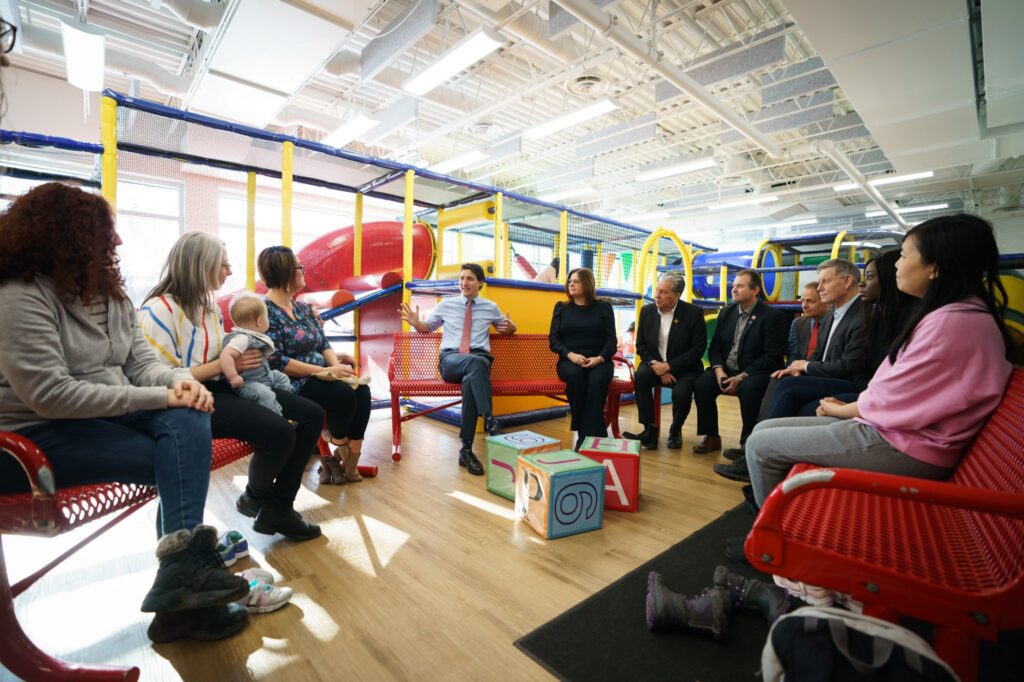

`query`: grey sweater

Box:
[0,277,191,432]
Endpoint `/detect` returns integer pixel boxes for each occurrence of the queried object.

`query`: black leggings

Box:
[205,380,322,504]
[298,380,372,441]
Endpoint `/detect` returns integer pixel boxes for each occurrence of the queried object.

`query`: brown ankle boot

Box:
[340,444,363,482]
[323,455,346,484]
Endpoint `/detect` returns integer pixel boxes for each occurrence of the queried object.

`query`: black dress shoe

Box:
[624,426,659,450]
[666,433,683,449]
[483,413,503,436]
[725,536,751,565]
[235,492,263,519]
[253,499,322,541]
[723,447,745,461]
[459,447,485,475]
[713,456,751,483]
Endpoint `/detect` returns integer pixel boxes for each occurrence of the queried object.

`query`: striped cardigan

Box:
[138,294,225,369]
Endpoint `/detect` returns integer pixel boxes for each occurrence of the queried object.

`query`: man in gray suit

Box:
[715,259,866,481]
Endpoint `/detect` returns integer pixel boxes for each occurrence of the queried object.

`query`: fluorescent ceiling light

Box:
[322,114,380,148]
[539,186,595,202]
[403,27,504,96]
[430,150,488,174]
[834,170,934,193]
[61,21,106,91]
[707,195,779,211]
[625,211,672,222]
[636,156,717,182]
[865,202,948,218]
[524,100,618,140]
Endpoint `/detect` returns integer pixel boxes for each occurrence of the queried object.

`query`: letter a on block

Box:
[604,460,628,507]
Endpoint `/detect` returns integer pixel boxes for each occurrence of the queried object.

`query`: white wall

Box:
[4,68,101,142]
[991,214,1024,254]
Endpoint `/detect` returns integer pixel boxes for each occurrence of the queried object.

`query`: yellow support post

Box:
[100,96,118,211]
[353,192,363,367]
[493,192,504,277]
[436,208,446,278]
[457,232,463,264]
[558,211,568,285]
[720,265,729,302]
[502,221,511,278]
[595,242,603,287]
[246,172,256,291]
[281,141,294,247]
[792,253,801,300]
[402,170,415,332]
[830,231,850,260]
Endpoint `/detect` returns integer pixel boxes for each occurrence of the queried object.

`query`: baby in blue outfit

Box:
[220,294,292,415]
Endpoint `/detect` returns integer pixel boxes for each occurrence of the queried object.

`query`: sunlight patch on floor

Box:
[447,490,517,520]
[317,514,410,577]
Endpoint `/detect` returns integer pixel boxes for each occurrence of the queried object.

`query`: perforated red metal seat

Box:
[746,367,1024,682]
[0,434,253,681]
[388,333,633,460]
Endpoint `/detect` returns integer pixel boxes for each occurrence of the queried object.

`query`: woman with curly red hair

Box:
[0,183,251,643]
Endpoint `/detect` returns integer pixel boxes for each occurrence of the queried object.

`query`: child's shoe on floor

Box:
[217,530,249,567]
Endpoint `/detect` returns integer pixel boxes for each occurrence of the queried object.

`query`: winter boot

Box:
[713,564,790,623]
[340,444,363,482]
[147,603,249,643]
[644,571,729,640]
[141,526,251,613]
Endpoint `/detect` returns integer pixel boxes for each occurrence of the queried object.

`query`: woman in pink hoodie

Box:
[745,213,1013,507]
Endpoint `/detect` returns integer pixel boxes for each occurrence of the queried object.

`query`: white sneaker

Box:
[237,570,293,614]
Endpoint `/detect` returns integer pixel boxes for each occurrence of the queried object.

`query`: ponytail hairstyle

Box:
[887,213,1010,363]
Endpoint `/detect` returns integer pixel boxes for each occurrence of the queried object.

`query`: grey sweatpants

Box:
[746,416,952,506]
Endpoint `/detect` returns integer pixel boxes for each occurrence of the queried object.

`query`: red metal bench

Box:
[387,333,634,461]
[0,435,253,681]
[745,367,1024,682]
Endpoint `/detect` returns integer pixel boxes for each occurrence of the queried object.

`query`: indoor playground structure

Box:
[2,89,1023,425]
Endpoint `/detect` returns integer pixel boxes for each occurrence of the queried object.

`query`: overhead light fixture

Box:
[61,21,106,91]
[636,156,717,182]
[834,170,934,193]
[429,149,488,174]
[403,27,504,96]
[707,195,779,211]
[624,211,672,222]
[865,202,948,218]
[322,114,380,148]
[524,99,618,140]
[539,186,596,202]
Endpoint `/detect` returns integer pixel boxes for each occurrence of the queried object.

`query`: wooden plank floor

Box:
[4,398,748,681]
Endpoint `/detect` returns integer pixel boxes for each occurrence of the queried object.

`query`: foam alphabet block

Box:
[485,431,561,501]
[515,450,605,539]
[578,437,641,513]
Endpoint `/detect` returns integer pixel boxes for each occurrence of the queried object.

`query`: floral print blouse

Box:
[265,298,329,392]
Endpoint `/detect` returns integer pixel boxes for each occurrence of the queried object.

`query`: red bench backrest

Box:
[950,367,1024,492]
[390,333,559,382]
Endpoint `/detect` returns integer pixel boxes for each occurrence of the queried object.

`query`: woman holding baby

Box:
[258,245,372,485]
[140,233,323,541]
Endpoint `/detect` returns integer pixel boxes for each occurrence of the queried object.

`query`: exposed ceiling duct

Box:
[162,0,226,31]
[19,23,189,98]
[459,1,580,66]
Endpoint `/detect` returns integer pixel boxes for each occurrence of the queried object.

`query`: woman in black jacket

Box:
[549,268,617,450]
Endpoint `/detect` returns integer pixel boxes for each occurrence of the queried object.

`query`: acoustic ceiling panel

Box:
[656,26,787,102]
[982,0,1024,128]
[549,0,616,39]
[575,113,656,159]
[761,58,836,106]
[720,91,833,144]
[361,0,436,83]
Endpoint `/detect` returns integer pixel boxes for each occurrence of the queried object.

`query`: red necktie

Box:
[459,299,474,354]
[806,320,819,358]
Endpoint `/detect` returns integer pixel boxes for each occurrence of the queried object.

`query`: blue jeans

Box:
[11,409,213,537]
[761,376,859,420]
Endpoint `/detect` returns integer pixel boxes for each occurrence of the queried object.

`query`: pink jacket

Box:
[856,297,1012,469]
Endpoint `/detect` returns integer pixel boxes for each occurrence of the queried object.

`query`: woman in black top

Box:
[549,268,617,449]
[861,250,917,377]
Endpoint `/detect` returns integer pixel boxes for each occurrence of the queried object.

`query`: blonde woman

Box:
[140,232,323,541]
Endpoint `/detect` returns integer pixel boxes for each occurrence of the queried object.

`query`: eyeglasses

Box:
[1,19,16,54]
[294,265,306,273]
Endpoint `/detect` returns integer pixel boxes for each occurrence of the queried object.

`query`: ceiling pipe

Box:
[459,0,580,65]
[162,0,226,31]
[20,24,190,98]
[788,139,909,228]
[552,0,784,157]
[273,105,340,133]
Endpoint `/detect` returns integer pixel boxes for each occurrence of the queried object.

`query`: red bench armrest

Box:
[612,354,635,384]
[754,466,1024,542]
[0,431,56,497]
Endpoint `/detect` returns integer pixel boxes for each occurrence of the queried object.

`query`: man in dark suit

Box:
[692,269,787,454]
[623,272,707,450]
[715,259,867,482]
[786,281,828,362]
